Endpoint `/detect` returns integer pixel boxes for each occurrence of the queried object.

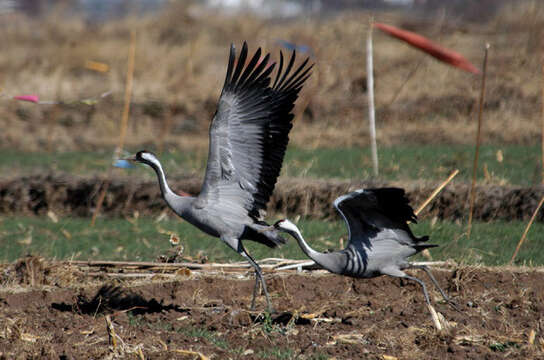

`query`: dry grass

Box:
[0,2,543,151]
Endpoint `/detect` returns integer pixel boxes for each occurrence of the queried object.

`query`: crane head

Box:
[124,150,160,167]
[273,219,299,234]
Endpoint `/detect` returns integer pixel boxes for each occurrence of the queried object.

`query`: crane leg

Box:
[384,268,444,330]
[402,274,432,306]
[410,265,459,311]
[239,247,275,313]
[382,268,431,305]
[251,272,260,310]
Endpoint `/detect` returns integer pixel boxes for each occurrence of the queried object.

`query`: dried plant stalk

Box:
[427,304,442,331]
[105,315,117,349]
[509,195,544,265]
[415,169,459,216]
[91,31,136,226]
[467,44,490,237]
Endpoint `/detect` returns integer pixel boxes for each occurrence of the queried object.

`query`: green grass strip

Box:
[1,216,542,266]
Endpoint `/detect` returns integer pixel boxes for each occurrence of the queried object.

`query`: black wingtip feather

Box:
[277,56,310,92]
[280,61,313,93]
[216,42,313,220]
[222,43,236,93]
[272,51,284,89]
[274,50,296,91]
[237,47,262,89]
[230,42,248,87]
[242,53,271,89]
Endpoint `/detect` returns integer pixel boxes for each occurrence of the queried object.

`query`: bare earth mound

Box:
[1,175,544,222]
[0,257,543,359]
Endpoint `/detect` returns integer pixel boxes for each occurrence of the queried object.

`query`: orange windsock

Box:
[374,22,480,74]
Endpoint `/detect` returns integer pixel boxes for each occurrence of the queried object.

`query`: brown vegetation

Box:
[0,2,543,152]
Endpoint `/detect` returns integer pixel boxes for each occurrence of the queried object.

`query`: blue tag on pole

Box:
[113,159,134,169]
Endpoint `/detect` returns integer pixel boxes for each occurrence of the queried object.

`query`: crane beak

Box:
[257,225,275,234]
[122,155,137,162]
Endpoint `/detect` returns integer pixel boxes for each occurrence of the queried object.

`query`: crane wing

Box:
[333,188,427,250]
[198,42,312,219]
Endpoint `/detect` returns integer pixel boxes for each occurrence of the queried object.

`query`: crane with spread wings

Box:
[126,42,312,312]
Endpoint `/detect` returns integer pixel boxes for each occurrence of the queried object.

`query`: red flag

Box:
[374,22,480,74]
[14,94,40,103]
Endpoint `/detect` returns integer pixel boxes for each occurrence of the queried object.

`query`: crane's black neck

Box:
[287,227,346,274]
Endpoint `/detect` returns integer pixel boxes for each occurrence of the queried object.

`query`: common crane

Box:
[126,42,312,312]
[267,188,457,320]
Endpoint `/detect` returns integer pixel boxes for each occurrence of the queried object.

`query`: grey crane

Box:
[266,188,457,319]
[126,42,312,312]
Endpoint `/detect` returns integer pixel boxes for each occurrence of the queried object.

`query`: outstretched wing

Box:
[198,42,312,220]
[333,188,429,250]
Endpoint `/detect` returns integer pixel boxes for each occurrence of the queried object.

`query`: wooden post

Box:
[467,44,489,237]
[115,30,136,159]
[367,20,378,176]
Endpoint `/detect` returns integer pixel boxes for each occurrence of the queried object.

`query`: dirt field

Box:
[0,257,543,359]
[1,4,544,358]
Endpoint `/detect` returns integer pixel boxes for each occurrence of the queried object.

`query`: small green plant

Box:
[127,312,145,327]
[489,341,519,352]
[310,354,329,360]
[261,311,275,334]
[257,348,295,359]
[152,320,174,331]
[179,325,228,349]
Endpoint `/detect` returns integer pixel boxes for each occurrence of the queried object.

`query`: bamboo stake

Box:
[415,169,459,216]
[541,61,544,183]
[91,31,136,227]
[415,170,459,259]
[115,30,136,159]
[367,19,378,176]
[90,180,110,227]
[467,44,489,237]
[509,195,544,265]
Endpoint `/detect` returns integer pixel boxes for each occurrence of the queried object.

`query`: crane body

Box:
[127,42,312,312]
[270,188,456,319]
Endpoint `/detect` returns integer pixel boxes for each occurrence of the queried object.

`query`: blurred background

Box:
[1,0,543,265]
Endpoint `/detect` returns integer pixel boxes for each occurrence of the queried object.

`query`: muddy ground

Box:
[0,257,543,359]
[1,174,544,222]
